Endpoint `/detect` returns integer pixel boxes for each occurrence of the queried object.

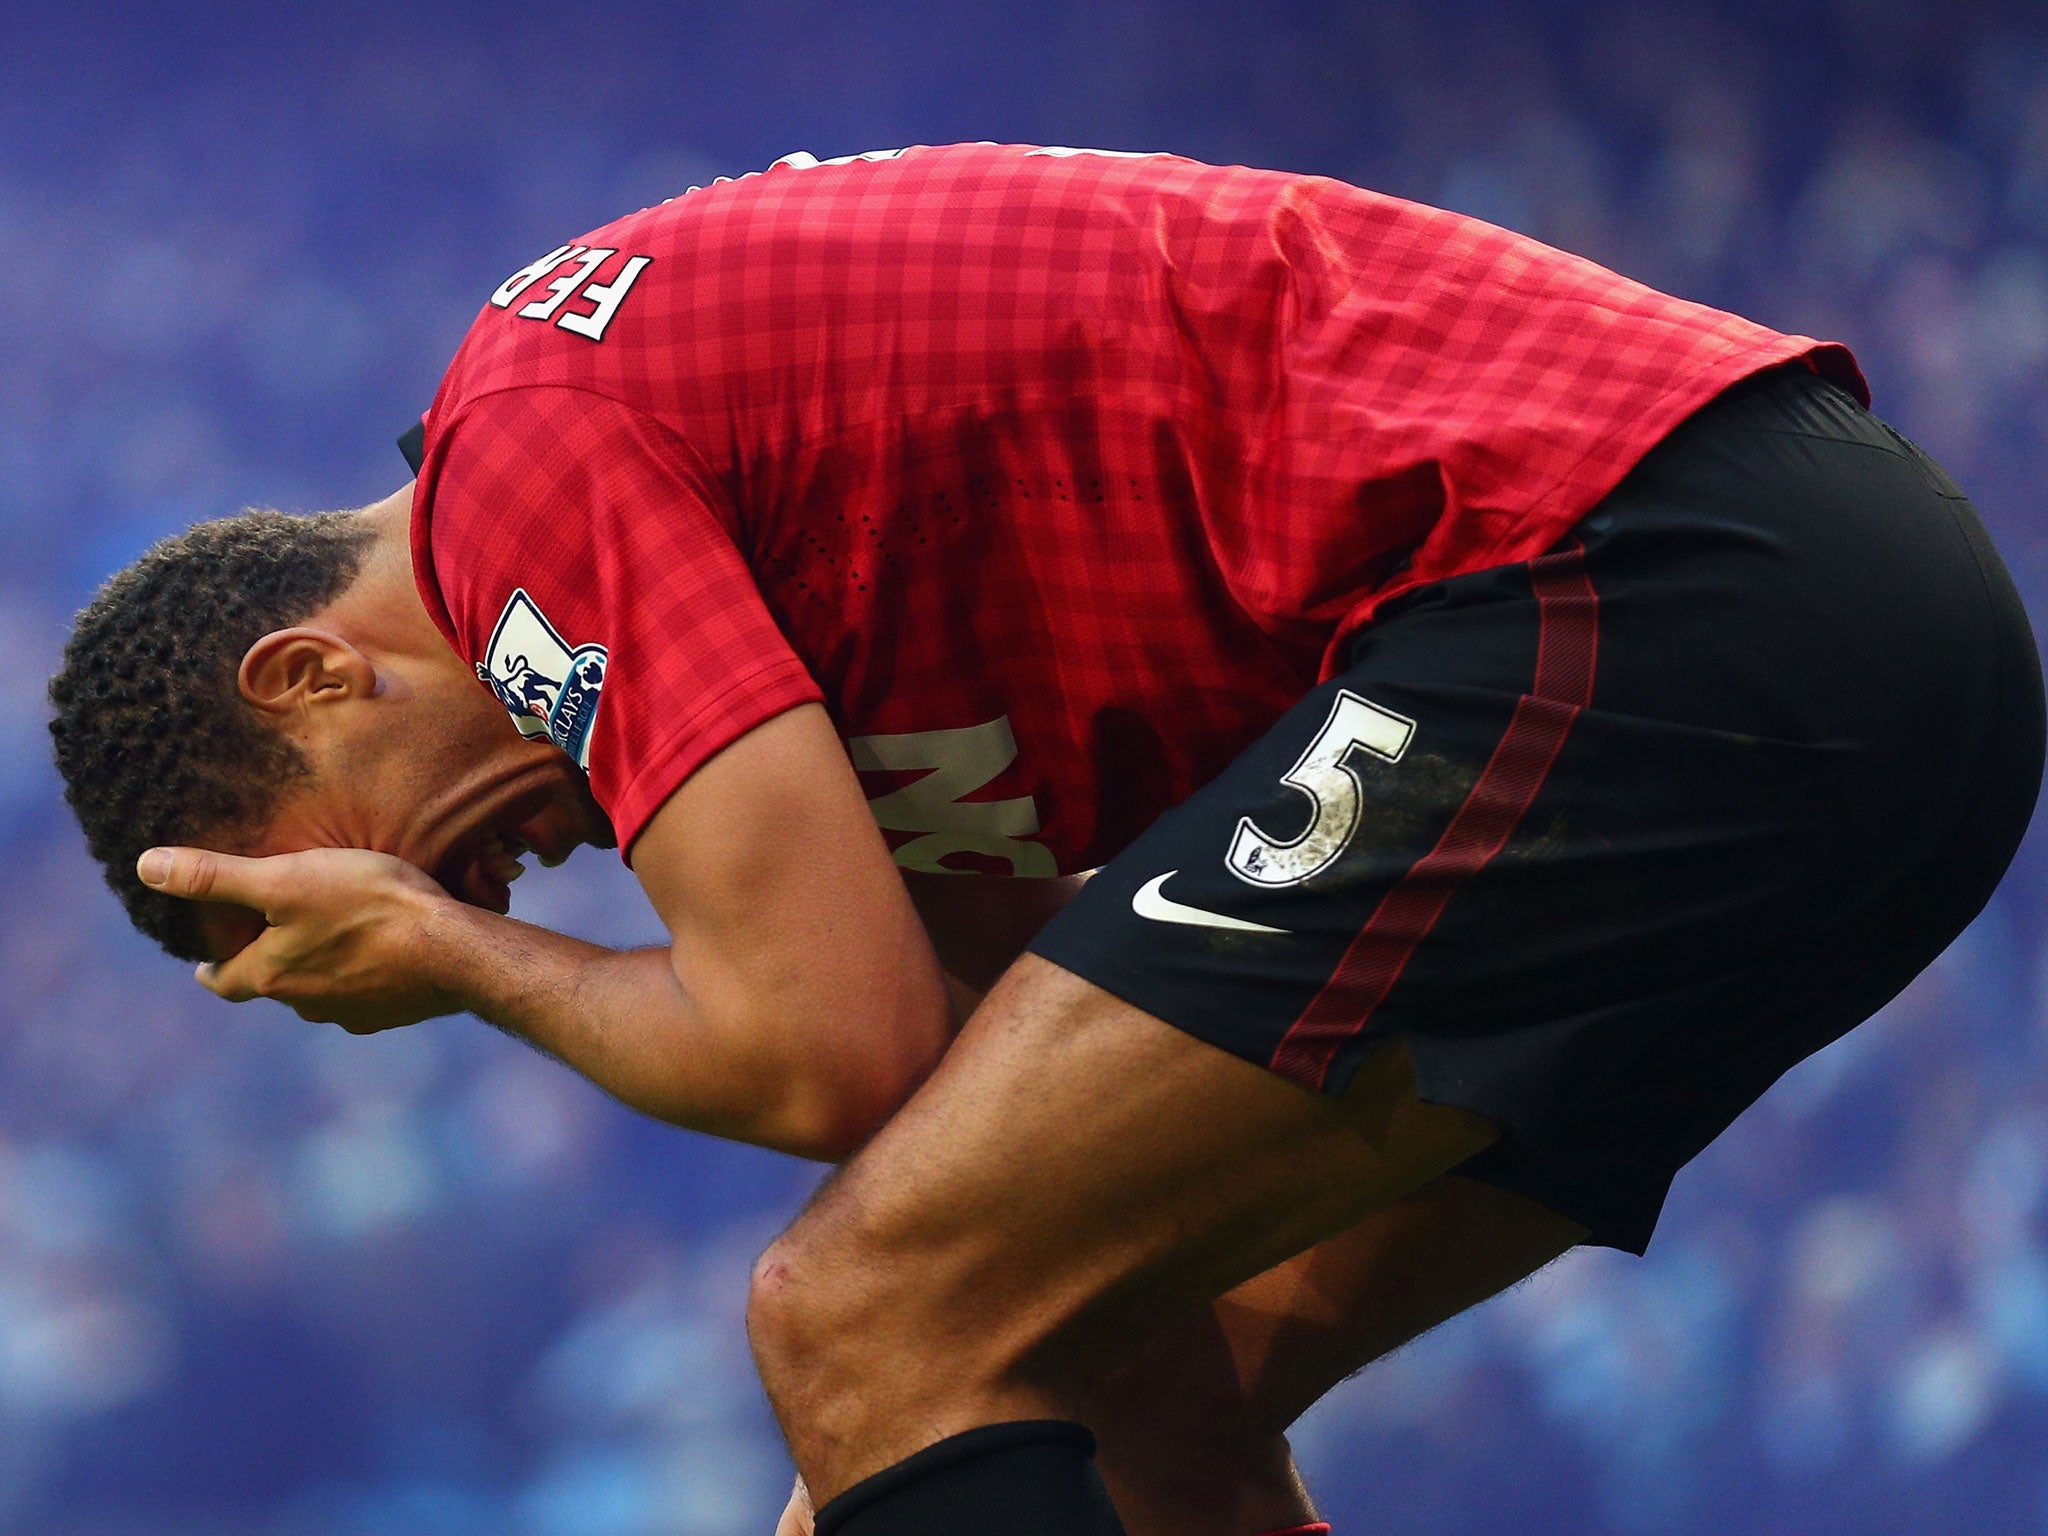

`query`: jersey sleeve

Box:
[412,385,825,855]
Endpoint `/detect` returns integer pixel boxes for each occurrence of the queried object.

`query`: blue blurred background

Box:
[5,1,2048,1531]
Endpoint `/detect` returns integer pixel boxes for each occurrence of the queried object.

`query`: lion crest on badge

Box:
[479,589,608,770]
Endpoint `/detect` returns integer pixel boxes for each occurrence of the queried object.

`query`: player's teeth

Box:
[483,838,526,885]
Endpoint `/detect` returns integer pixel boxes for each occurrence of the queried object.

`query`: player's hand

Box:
[137,845,465,1033]
[773,1474,815,1536]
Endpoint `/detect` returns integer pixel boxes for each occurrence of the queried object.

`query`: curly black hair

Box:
[48,509,377,962]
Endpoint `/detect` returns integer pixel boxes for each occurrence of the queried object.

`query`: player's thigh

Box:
[1224,1171,1585,1424]
[1080,1172,1584,1536]
[1086,1171,1585,1448]
[787,953,1501,1378]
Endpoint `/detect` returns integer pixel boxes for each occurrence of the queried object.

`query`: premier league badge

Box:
[479,589,608,770]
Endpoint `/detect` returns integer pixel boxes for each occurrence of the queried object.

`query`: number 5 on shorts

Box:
[1227,690,1416,887]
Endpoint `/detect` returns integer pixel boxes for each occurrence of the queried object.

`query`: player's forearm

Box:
[413,897,886,1158]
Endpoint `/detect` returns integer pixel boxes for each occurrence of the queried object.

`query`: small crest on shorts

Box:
[479,589,607,770]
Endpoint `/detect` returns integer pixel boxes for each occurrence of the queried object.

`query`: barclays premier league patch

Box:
[479,589,607,770]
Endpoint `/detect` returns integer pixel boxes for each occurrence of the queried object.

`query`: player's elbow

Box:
[780,997,951,1162]
[796,1041,947,1162]
[767,1083,902,1163]
[782,1101,883,1164]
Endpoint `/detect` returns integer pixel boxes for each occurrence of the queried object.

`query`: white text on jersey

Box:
[848,717,1056,878]
[489,246,653,342]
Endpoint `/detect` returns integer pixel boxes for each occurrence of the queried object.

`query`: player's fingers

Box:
[194,959,264,1005]
[137,846,278,914]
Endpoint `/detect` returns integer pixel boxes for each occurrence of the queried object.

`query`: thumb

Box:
[137,846,275,910]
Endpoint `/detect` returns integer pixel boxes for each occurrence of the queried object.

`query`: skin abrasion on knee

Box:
[811,1421,1127,1536]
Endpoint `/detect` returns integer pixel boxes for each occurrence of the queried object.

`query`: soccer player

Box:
[51,144,2042,1536]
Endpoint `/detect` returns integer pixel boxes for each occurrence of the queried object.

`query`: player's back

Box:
[415,143,1858,871]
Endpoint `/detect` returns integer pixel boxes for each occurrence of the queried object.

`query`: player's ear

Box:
[237,627,378,719]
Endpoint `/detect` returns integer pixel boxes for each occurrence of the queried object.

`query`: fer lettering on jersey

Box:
[488,245,654,342]
[484,145,1164,340]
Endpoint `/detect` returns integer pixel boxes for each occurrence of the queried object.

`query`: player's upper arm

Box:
[628,701,953,1158]
[422,390,940,1153]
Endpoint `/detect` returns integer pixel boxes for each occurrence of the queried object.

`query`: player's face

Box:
[373,669,618,914]
[233,649,616,918]
[217,485,618,923]
[189,485,616,960]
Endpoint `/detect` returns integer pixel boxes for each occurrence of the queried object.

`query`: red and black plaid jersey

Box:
[409,142,1864,873]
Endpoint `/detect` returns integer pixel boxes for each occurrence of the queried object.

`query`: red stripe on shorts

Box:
[1268,544,1600,1090]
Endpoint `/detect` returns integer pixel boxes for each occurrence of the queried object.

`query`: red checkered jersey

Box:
[409,142,1864,873]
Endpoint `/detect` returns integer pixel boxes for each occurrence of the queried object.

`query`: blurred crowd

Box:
[3,2,2046,1532]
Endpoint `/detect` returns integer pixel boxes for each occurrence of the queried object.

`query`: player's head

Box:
[50,492,608,962]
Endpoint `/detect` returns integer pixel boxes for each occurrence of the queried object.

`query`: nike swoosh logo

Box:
[1131,872,1290,934]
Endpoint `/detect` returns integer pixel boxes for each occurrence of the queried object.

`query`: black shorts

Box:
[1029,366,2045,1255]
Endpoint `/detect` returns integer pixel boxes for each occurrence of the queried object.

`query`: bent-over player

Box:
[51,144,2044,1536]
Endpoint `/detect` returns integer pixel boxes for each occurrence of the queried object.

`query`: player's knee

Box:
[749,1200,1030,1408]
[746,1228,825,1383]
[746,1215,893,1396]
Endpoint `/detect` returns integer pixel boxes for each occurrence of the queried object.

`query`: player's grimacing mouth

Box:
[429,778,609,915]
